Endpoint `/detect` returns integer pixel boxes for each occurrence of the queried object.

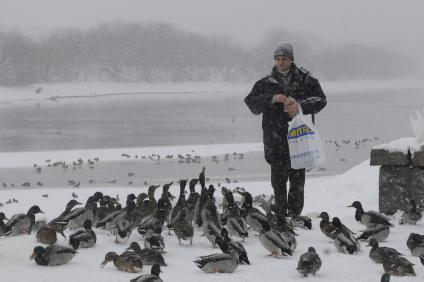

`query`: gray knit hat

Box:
[274,43,294,60]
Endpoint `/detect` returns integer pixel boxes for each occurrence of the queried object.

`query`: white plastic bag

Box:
[287,105,325,169]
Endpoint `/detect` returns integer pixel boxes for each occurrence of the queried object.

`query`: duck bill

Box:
[29,251,36,260]
[100,260,108,267]
[347,205,353,208]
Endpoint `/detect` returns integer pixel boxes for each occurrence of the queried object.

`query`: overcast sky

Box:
[1,0,423,60]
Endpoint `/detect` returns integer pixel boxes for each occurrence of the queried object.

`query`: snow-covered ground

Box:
[0,151,423,282]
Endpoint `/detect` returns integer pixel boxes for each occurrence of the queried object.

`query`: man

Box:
[244,43,327,221]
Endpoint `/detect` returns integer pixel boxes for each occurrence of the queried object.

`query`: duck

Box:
[357,223,390,242]
[237,189,268,234]
[215,227,250,265]
[143,185,161,216]
[61,196,97,230]
[290,214,312,230]
[367,238,403,264]
[48,199,82,235]
[144,227,165,253]
[317,212,336,239]
[169,179,189,227]
[126,242,167,266]
[297,247,322,277]
[400,200,422,225]
[259,220,292,257]
[332,217,360,254]
[69,219,96,249]
[30,245,77,266]
[97,196,135,230]
[187,178,200,223]
[420,255,424,265]
[194,249,239,273]
[381,273,390,282]
[201,185,222,248]
[4,205,44,235]
[194,167,208,228]
[36,224,62,245]
[100,251,143,273]
[223,189,248,240]
[406,233,424,256]
[0,212,9,235]
[138,199,168,236]
[160,182,174,226]
[348,201,393,227]
[130,264,163,282]
[382,256,416,276]
[170,208,194,245]
[110,201,136,243]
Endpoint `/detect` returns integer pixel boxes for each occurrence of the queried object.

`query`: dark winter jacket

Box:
[245,64,327,166]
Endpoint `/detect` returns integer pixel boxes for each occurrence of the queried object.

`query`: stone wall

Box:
[370,141,424,214]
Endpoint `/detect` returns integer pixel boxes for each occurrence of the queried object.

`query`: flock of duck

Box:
[1,166,424,281]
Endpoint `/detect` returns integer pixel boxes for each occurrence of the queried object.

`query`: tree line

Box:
[0,22,420,86]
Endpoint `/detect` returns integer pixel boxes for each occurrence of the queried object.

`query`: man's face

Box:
[274,56,292,72]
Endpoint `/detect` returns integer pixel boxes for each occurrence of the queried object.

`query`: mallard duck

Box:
[194,167,208,228]
[420,255,424,265]
[201,185,222,248]
[69,219,96,249]
[144,227,165,253]
[290,214,312,230]
[0,212,8,235]
[244,198,268,234]
[367,238,403,264]
[317,212,336,239]
[36,224,60,245]
[169,179,189,226]
[138,199,167,236]
[406,233,424,256]
[357,223,390,242]
[332,217,360,254]
[30,245,77,266]
[223,189,248,240]
[4,205,44,235]
[100,251,143,273]
[297,247,322,277]
[259,220,292,257]
[171,208,194,245]
[187,178,200,223]
[160,182,174,227]
[48,199,82,236]
[130,264,163,282]
[143,185,161,216]
[381,273,390,282]
[61,196,97,230]
[348,201,393,227]
[111,201,136,243]
[194,249,239,273]
[126,242,167,266]
[215,227,250,265]
[382,256,416,276]
[400,200,422,225]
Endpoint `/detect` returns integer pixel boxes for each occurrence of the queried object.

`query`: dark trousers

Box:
[271,165,305,216]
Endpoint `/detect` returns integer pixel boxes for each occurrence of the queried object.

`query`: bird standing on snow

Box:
[30,245,77,266]
[400,200,422,225]
[406,233,424,257]
[348,201,393,227]
[130,264,163,282]
[297,247,322,277]
[194,249,239,273]
[4,205,44,236]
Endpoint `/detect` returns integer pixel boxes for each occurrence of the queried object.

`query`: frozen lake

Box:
[0,85,423,186]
